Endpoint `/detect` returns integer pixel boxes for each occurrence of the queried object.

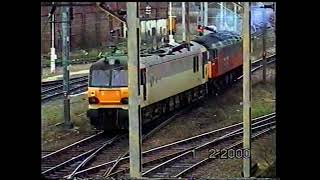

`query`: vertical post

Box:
[152,27,157,50]
[185,2,190,51]
[109,15,113,46]
[224,2,227,30]
[182,2,186,41]
[220,2,224,30]
[262,5,267,83]
[234,3,237,32]
[127,2,142,178]
[95,11,101,47]
[274,2,276,35]
[61,3,72,129]
[50,2,57,74]
[204,2,208,27]
[242,2,251,178]
[168,2,175,44]
[274,2,276,23]
[81,13,86,48]
[155,8,159,49]
[200,2,204,27]
[144,20,147,46]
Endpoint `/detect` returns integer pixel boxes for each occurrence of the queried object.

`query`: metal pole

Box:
[274,2,276,34]
[182,2,186,41]
[220,2,224,30]
[242,2,251,178]
[50,2,57,74]
[224,2,227,30]
[200,2,204,27]
[61,3,72,129]
[127,2,142,178]
[185,2,190,51]
[234,3,237,32]
[262,5,267,83]
[274,2,276,24]
[204,2,208,27]
[168,2,175,44]
[155,8,159,49]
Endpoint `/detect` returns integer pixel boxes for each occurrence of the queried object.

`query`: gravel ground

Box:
[41,94,95,151]
[42,129,97,152]
[184,132,276,178]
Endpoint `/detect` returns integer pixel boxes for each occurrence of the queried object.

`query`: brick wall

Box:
[41,2,168,55]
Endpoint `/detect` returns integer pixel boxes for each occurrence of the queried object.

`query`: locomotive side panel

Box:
[214,43,243,78]
[145,55,204,105]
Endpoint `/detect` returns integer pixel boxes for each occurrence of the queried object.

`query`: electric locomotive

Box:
[87,31,243,131]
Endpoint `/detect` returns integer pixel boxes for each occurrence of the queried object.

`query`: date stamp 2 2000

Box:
[208,148,251,159]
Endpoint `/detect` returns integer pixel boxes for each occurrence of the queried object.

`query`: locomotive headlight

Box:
[121,98,128,104]
[89,97,99,104]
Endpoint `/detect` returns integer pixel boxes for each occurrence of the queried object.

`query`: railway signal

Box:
[49,2,57,74]
[145,4,151,15]
[197,25,204,36]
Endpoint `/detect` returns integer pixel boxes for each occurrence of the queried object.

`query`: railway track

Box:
[65,105,195,179]
[41,131,117,178]
[141,122,275,178]
[41,102,191,179]
[41,76,88,102]
[70,113,275,179]
[252,54,276,71]
[237,54,275,80]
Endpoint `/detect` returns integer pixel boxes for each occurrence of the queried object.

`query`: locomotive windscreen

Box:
[111,69,128,86]
[90,66,128,87]
[90,70,111,87]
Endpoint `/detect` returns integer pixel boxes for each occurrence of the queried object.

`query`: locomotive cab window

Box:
[141,69,147,100]
[209,49,217,60]
[202,52,208,78]
[89,66,128,87]
[111,69,128,87]
[193,56,199,73]
[90,70,111,87]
